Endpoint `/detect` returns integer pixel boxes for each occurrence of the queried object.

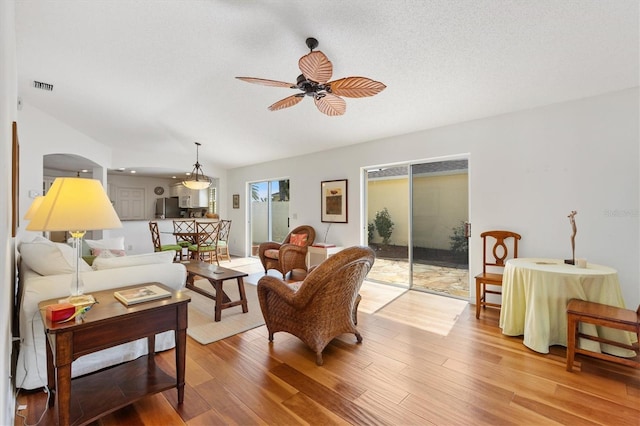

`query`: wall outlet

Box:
[127,245,133,250]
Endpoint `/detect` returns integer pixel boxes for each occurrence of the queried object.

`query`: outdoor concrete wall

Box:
[368,172,469,250]
[368,178,409,246]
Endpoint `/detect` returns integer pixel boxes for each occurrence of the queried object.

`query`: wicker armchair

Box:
[257,246,375,365]
[258,225,316,278]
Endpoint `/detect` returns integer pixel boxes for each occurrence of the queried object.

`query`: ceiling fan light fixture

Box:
[182,142,211,190]
[236,37,385,116]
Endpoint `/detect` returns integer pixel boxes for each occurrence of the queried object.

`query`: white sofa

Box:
[16,240,187,390]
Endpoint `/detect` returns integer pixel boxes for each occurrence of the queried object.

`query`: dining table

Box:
[499,257,636,357]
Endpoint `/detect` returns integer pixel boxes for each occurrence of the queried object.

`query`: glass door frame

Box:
[363,153,469,296]
[248,178,290,257]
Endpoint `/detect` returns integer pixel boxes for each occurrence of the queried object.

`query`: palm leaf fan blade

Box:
[314,93,346,116]
[328,77,386,98]
[236,77,296,88]
[299,51,333,83]
[268,94,304,111]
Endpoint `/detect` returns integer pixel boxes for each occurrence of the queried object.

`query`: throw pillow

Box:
[91,248,127,258]
[85,236,126,251]
[289,233,308,247]
[20,236,93,276]
[92,251,175,271]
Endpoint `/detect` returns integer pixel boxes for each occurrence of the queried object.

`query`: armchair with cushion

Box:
[258,225,316,278]
[257,246,375,365]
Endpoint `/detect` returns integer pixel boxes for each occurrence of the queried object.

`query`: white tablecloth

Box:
[499,258,636,356]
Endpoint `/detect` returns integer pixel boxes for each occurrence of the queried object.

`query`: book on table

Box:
[114,284,172,306]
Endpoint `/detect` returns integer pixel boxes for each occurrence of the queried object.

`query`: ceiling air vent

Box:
[33,81,54,91]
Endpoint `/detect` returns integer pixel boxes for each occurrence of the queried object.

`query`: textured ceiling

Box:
[16,0,639,177]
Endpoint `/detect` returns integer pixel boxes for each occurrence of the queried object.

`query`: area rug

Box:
[186,278,265,345]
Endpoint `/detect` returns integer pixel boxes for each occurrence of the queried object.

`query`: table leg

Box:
[566,314,578,371]
[214,281,223,322]
[55,332,73,426]
[176,304,187,404]
[237,277,248,314]
[147,334,156,368]
[45,335,55,408]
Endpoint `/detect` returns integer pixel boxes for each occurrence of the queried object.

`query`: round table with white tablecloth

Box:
[499,258,636,356]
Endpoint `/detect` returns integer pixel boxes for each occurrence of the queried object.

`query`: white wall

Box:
[226,89,639,308]
[1,0,17,423]
[18,104,114,228]
[107,174,177,220]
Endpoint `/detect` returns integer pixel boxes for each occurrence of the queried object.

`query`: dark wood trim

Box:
[11,121,19,237]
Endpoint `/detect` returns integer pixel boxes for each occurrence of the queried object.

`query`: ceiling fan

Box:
[236,37,386,116]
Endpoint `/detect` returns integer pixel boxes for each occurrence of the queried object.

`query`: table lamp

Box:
[26,177,122,303]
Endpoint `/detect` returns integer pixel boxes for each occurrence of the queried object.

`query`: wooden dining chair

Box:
[173,219,196,260]
[475,230,521,319]
[217,219,232,262]
[188,221,221,265]
[148,221,182,261]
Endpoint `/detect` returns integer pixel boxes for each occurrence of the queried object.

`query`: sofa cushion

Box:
[264,249,280,259]
[20,236,93,276]
[92,251,175,270]
[290,233,307,247]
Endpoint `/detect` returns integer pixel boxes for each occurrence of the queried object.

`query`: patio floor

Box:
[367,258,469,298]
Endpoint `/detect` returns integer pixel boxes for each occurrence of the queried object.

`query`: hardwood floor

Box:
[15,297,639,425]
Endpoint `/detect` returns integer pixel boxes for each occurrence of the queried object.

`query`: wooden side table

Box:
[39,283,190,426]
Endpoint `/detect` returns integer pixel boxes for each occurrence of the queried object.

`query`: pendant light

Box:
[182,142,211,190]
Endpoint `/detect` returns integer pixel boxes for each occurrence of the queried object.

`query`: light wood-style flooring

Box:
[15,283,640,425]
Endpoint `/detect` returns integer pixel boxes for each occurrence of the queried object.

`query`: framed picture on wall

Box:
[233,194,240,209]
[321,179,348,223]
[12,122,19,237]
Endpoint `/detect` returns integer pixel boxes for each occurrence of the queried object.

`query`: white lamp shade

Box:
[23,195,45,220]
[182,179,211,190]
[26,177,122,232]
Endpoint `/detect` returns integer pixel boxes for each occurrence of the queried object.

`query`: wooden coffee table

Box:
[185,261,249,321]
[38,283,190,426]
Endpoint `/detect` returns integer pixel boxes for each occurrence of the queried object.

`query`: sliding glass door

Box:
[249,179,289,256]
[366,166,410,288]
[411,160,469,297]
[365,158,469,298]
